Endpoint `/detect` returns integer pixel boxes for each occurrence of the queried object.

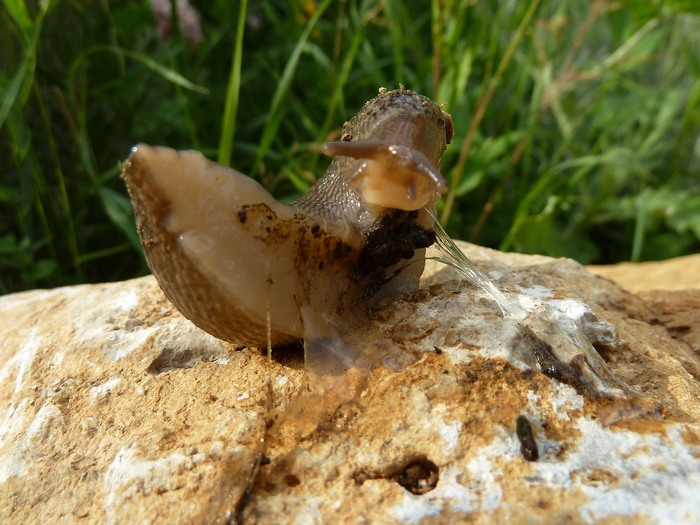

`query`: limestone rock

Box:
[588,253,700,292]
[1,243,698,524]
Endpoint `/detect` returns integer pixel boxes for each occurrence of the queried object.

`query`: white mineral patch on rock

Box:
[114,288,139,311]
[543,382,584,420]
[576,423,700,523]
[521,418,700,523]
[89,376,122,398]
[0,330,40,396]
[517,283,553,299]
[0,398,31,483]
[433,404,461,453]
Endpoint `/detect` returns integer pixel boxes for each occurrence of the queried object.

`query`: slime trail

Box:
[427,208,633,397]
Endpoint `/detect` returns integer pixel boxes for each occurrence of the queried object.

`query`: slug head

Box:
[323,88,453,212]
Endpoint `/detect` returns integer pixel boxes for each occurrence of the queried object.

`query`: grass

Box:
[1,0,699,294]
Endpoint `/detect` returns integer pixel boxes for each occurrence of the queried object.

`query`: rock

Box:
[1,242,698,524]
[588,253,700,293]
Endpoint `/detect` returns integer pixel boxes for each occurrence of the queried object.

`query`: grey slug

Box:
[122,87,453,348]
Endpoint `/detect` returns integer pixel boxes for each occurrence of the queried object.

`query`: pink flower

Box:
[151,0,203,47]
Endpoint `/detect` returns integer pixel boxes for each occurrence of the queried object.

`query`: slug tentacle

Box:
[323,141,447,211]
[122,88,452,348]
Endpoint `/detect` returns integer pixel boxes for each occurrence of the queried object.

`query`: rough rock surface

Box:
[1,243,698,524]
[588,252,700,292]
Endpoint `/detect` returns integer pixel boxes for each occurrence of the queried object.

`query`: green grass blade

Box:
[383,0,406,85]
[251,0,333,175]
[320,0,372,143]
[67,44,209,98]
[631,191,648,262]
[0,45,34,131]
[218,0,248,166]
[3,0,34,37]
[0,0,54,130]
[98,187,142,252]
[440,0,542,224]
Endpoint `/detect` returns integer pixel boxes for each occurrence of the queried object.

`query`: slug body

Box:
[122,88,453,347]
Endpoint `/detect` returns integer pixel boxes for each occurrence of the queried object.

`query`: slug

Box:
[122,87,453,348]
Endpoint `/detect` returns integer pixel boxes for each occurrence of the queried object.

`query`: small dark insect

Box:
[516,415,539,461]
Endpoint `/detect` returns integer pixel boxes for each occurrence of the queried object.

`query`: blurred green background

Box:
[2,0,699,294]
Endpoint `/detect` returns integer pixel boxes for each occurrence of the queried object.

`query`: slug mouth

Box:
[323,139,447,211]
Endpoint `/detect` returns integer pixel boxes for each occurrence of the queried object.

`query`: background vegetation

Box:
[2,0,699,294]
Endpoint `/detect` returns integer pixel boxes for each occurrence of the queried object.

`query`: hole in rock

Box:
[394,456,439,495]
[283,474,301,487]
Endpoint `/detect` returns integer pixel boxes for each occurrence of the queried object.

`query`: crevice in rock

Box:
[668,325,691,337]
[592,343,614,363]
[146,347,224,374]
[269,342,304,369]
[353,454,440,495]
[637,290,700,380]
[147,348,197,374]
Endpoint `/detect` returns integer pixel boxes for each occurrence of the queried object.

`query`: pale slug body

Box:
[122,88,453,348]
